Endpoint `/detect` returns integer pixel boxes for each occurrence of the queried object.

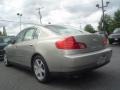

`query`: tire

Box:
[32,55,50,83]
[4,54,10,66]
[109,40,113,44]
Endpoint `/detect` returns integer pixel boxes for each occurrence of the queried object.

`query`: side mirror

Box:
[9,39,16,44]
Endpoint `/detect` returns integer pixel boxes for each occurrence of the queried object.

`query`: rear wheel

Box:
[32,55,50,83]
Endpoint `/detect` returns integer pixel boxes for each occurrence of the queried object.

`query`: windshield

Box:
[113,28,120,33]
[45,25,85,35]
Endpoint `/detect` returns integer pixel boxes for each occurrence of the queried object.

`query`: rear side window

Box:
[24,29,35,41]
[45,25,84,35]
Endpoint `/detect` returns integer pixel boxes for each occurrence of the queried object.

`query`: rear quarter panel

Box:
[33,37,68,72]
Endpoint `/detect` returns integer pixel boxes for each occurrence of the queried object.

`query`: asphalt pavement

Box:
[0,44,120,90]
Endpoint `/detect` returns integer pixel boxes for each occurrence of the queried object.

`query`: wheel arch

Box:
[31,53,47,71]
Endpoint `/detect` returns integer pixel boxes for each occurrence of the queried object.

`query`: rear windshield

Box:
[45,25,85,35]
[113,28,120,33]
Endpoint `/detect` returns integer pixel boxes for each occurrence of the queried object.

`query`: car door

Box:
[14,27,37,66]
[7,30,26,63]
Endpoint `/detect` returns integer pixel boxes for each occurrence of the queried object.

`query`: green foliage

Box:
[113,9,120,28]
[98,14,114,34]
[98,9,120,34]
[84,24,96,33]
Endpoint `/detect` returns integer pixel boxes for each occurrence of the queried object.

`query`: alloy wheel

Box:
[4,54,8,65]
[33,58,46,81]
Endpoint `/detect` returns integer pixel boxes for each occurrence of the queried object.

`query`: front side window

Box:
[16,30,26,43]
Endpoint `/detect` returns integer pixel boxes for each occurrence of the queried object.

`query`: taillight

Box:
[102,37,109,46]
[55,36,87,50]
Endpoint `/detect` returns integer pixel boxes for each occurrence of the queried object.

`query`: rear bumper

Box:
[52,48,112,73]
[51,61,110,76]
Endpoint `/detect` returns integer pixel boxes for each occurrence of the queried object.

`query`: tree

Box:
[98,14,114,34]
[113,9,120,28]
[84,24,96,33]
[3,26,7,36]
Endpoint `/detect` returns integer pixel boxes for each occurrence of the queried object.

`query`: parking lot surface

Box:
[0,44,120,90]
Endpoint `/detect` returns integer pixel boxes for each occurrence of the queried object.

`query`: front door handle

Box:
[14,45,17,48]
[29,44,33,46]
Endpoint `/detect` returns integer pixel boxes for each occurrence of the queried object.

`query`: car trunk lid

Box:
[64,34,106,55]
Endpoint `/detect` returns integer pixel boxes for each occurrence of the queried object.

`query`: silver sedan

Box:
[4,25,112,83]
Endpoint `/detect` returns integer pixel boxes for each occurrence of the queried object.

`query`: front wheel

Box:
[32,55,50,83]
[4,54,10,66]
